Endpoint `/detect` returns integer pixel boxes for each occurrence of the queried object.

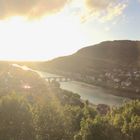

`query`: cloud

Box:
[0,0,128,21]
[81,0,128,22]
[101,2,127,21]
[85,0,112,11]
[0,0,69,19]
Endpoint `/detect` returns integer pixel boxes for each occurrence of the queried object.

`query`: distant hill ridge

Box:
[42,40,140,73]
[16,40,140,97]
[76,40,140,62]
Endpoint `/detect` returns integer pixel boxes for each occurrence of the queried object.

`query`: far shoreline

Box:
[11,63,140,100]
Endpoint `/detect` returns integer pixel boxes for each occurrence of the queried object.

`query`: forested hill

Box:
[41,40,140,72]
[36,40,140,97]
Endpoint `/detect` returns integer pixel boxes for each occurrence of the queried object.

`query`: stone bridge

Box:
[44,76,71,82]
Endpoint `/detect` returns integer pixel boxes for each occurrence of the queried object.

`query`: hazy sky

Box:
[0,0,139,61]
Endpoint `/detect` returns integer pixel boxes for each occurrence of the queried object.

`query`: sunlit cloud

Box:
[101,2,127,21]
[0,0,136,61]
[0,0,128,21]
[0,0,69,19]
[80,0,128,22]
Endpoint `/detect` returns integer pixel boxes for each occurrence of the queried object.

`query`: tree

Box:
[0,93,34,140]
[108,100,140,140]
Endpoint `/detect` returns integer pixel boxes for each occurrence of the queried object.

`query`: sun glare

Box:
[0,12,89,61]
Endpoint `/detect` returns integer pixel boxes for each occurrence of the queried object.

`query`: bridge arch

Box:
[45,76,71,82]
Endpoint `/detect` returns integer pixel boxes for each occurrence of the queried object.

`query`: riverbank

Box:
[74,79,140,99]
[39,68,140,99]
[11,64,129,106]
[60,81,126,106]
[39,69,140,99]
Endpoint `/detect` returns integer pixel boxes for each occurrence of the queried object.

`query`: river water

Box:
[60,81,127,106]
[13,64,128,106]
[35,68,127,106]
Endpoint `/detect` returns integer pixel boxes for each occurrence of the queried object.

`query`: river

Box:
[12,64,128,106]
[35,67,127,106]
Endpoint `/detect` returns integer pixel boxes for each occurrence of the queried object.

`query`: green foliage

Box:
[108,100,140,140]
[75,100,140,140]
[62,106,84,139]
[0,93,34,140]
[0,93,140,140]
[75,116,123,140]
[33,104,64,140]
[0,63,139,140]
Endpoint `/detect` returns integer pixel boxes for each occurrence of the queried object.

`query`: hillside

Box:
[0,63,139,140]
[37,40,140,97]
[41,40,140,71]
